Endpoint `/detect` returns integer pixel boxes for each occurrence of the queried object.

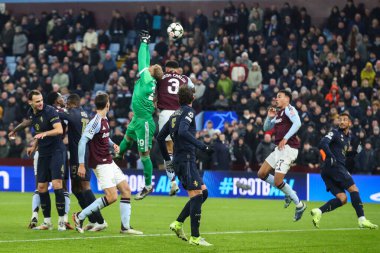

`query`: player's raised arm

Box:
[137,30,151,72]
[263,107,276,131]
[178,110,206,150]
[283,106,301,140]
[78,115,101,165]
[157,121,171,161]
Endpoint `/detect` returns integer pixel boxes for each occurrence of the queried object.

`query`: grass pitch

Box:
[0,192,379,253]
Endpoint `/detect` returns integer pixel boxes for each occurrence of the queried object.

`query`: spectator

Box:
[360,62,376,86]
[212,133,231,170]
[0,136,10,158]
[134,6,151,31]
[355,140,376,174]
[202,80,219,110]
[217,72,233,98]
[247,62,263,89]
[12,26,28,57]
[197,134,213,170]
[52,67,69,89]
[109,10,127,53]
[83,27,98,49]
[8,136,24,158]
[232,137,252,171]
[255,134,275,166]
[102,52,117,75]
[298,142,320,170]
[194,9,208,33]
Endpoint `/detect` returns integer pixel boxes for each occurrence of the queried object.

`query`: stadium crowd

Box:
[0,0,379,174]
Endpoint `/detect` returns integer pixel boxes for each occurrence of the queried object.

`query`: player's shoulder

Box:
[326,128,339,139]
[182,106,195,121]
[285,104,298,116]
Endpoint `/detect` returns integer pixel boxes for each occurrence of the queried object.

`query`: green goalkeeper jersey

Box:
[131,42,156,119]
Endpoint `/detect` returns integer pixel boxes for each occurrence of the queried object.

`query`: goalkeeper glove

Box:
[139,30,151,43]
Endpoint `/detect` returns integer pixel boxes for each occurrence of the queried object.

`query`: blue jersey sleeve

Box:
[284,105,301,140]
[178,109,206,150]
[319,130,337,159]
[46,106,61,125]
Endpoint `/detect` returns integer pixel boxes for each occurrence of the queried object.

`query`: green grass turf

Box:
[0,192,379,253]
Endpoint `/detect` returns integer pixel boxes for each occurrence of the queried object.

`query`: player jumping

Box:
[157,60,195,196]
[258,89,306,221]
[73,92,142,235]
[311,113,378,229]
[116,30,163,200]
[157,86,213,246]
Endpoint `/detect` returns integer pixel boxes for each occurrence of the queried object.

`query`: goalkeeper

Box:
[117,30,163,200]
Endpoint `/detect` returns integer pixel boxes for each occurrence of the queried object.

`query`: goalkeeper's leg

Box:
[117,135,134,159]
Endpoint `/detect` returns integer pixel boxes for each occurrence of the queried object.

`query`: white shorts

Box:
[33,151,39,176]
[93,161,126,190]
[265,145,298,174]
[158,110,175,141]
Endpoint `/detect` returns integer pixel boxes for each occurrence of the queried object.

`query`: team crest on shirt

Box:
[193,180,198,187]
[35,124,40,131]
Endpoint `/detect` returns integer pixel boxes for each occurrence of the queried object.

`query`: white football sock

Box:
[120,200,131,229]
[79,197,108,220]
[64,191,70,216]
[281,183,300,205]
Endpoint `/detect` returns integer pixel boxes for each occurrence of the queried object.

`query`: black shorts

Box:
[70,164,91,181]
[37,150,65,183]
[174,160,203,191]
[321,166,355,196]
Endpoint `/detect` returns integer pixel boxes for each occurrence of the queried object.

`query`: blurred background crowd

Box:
[0,0,379,174]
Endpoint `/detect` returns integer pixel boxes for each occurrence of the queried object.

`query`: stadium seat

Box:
[109,43,120,54]
[7,62,16,75]
[5,56,16,64]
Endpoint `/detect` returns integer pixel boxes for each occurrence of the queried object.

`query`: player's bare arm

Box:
[9,119,32,138]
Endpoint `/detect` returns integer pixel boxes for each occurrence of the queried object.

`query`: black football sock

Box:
[350,191,365,218]
[83,189,105,224]
[319,198,343,213]
[74,191,96,223]
[176,189,208,223]
[39,191,51,218]
[190,194,203,238]
[54,189,66,217]
[177,200,191,223]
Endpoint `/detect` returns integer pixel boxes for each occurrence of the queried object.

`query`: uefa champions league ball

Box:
[167,22,184,40]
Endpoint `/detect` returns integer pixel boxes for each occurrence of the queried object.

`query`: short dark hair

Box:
[46,91,60,106]
[278,89,292,104]
[178,86,194,105]
[67,93,81,107]
[165,60,179,69]
[94,92,109,110]
[339,112,352,121]
[28,90,42,100]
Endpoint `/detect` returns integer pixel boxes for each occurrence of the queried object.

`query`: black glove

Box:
[139,30,151,44]
[165,160,174,173]
[204,145,214,154]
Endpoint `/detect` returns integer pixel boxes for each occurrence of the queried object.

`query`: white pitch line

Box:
[0,228,361,244]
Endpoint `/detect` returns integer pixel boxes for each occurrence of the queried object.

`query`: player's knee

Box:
[275,181,285,189]
[106,193,118,204]
[337,194,347,205]
[37,183,48,192]
[52,180,63,189]
[257,170,267,180]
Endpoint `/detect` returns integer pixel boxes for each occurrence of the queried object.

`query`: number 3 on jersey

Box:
[167,78,180,94]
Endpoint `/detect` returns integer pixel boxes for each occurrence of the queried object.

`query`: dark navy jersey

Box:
[319,128,351,167]
[27,104,63,157]
[58,107,89,165]
[157,105,206,162]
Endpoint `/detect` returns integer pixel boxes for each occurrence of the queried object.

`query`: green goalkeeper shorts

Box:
[126,117,156,153]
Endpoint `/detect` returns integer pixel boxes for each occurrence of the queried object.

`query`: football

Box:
[167,22,184,40]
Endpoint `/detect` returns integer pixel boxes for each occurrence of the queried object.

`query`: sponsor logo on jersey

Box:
[102,132,110,138]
